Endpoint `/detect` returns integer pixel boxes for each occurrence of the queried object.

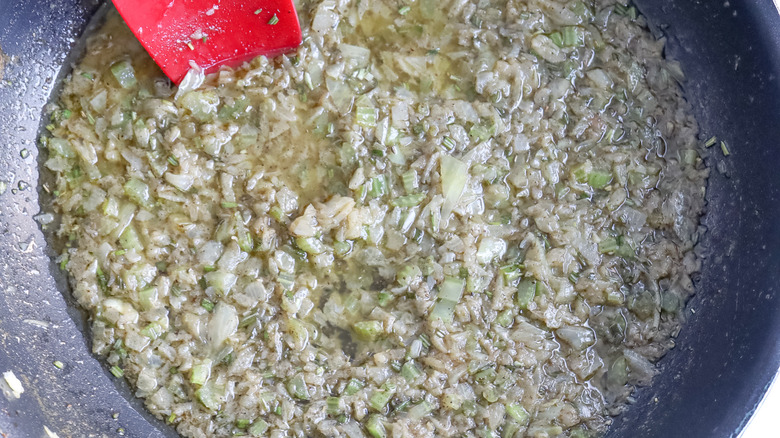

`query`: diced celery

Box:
[190,360,212,385]
[234,212,254,252]
[286,374,310,400]
[141,321,163,339]
[124,178,152,207]
[119,225,143,251]
[500,264,523,283]
[516,279,536,309]
[439,276,465,302]
[111,60,137,88]
[103,196,119,218]
[397,264,422,287]
[180,90,220,122]
[110,365,124,378]
[366,414,386,438]
[495,309,514,327]
[327,396,341,415]
[196,383,223,410]
[248,419,269,436]
[562,26,584,47]
[401,361,422,382]
[587,170,612,189]
[353,320,383,341]
[344,378,365,395]
[502,421,522,438]
[356,105,378,128]
[138,286,158,311]
[333,240,352,257]
[369,382,396,411]
[200,298,215,312]
[296,236,326,255]
[469,123,495,142]
[48,138,75,157]
[407,400,434,420]
[429,299,457,323]
[402,169,418,193]
[548,31,564,48]
[391,193,426,207]
[598,237,619,254]
[369,175,387,198]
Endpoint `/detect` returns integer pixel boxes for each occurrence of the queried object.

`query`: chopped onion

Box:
[175,63,205,100]
[476,237,507,265]
[440,154,469,228]
[209,302,238,350]
[556,326,596,351]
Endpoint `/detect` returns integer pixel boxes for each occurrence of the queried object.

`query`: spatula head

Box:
[112,0,302,84]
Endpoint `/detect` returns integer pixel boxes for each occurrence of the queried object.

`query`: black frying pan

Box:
[0,0,778,436]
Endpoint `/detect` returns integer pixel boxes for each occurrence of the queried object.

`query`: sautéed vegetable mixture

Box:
[41,0,708,437]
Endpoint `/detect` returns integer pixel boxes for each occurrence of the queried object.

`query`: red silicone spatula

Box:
[112,0,302,84]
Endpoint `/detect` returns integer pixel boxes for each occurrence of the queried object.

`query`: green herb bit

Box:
[398,5,411,15]
[167,155,179,166]
[720,140,730,156]
[221,201,239,208]
[704,136,718,147]
[110,365,124,378]
[442,136,456,150]
[254,8,262,15]
[53,360,64,369]
[268,14,279,25]
[201,298,215,312]
[236,419,251,429]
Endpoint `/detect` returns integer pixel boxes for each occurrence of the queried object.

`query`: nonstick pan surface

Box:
[0,1,778,437]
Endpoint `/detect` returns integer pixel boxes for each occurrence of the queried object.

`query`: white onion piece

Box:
[209,302,238,351]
